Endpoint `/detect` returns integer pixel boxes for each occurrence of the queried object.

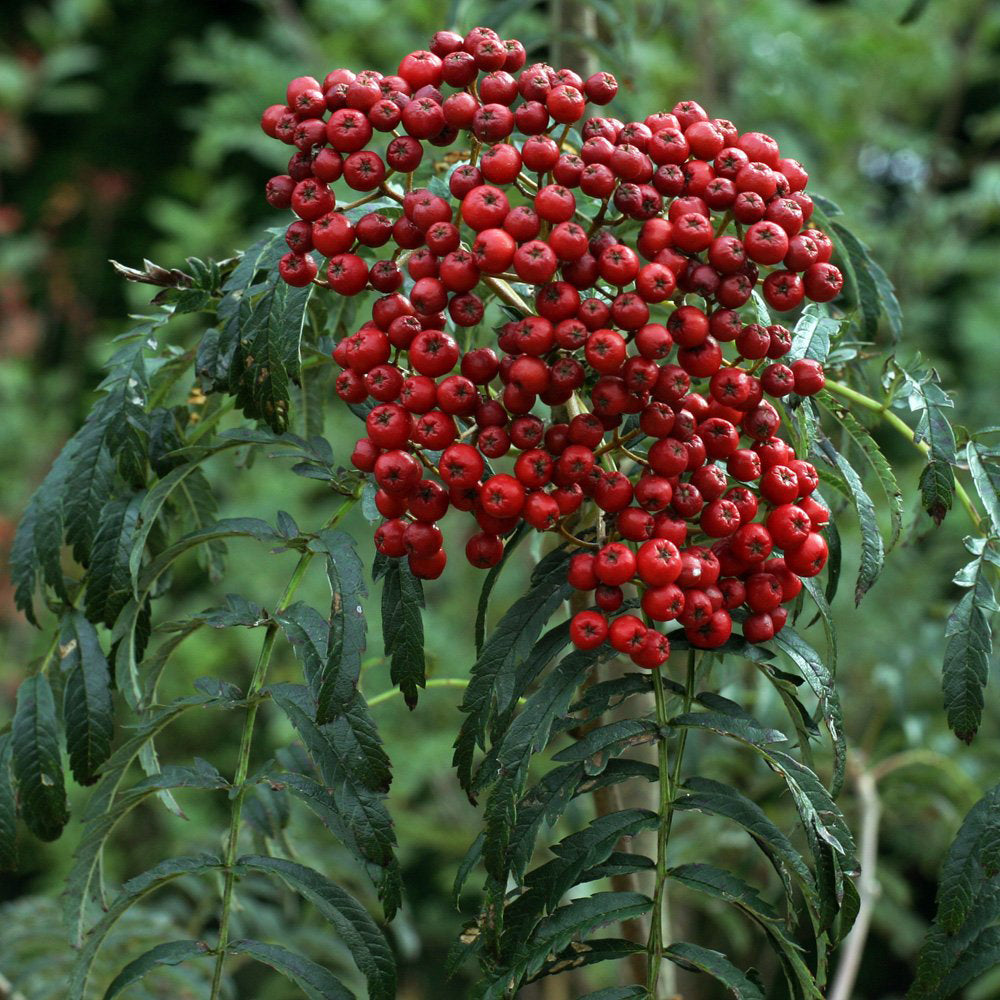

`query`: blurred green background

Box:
[2,0,1000,997]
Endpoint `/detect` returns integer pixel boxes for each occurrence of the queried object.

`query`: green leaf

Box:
[12,673,68,841]
[10,445,73,620]
[943,539,997,743]
[526,939,645,983]
[573,990,647,1000]
[501,811,657,952]
[967,442,1000,532]
[237,855,395,1000]
[226,939,353,1000]
[480,892,652,999]
[0,734,17,870]
[375,555,425,710]
[815,391,903,549]
[454,547,573,791]
[789,305,840,364]
[920,459,955,525]
[313,530,368,723]
[102,940,212,999]
[269,684,399,915]
[67,854,223,999]
[669,862,782,923]
[669,708,787,749]
[817,437,884,603]
[60,611,114,785]
[552,718,661,774]
[770,627,846,796]
[63,697,221,944]
[662,941,766,999]
[476,646,606,881]
[86,494,145,629]
[910,784,1000,1000]
[64,418,117,566]
[674,777,816,910]
[276,602,332,688]
[474,522,529,655]
[830,222,897,338]
[279,770,401,919]
[231,280,313,433]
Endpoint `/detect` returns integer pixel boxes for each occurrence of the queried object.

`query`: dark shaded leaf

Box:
[663,941,766,999]
[226,939,353,1000]
[86,494,145,629]
[374,555,425,710]
[817,437,884,603]
[12,673,68,841]
[770,627,846,796]
[475,522,529,656]
[454,547,574,791]
[237,854,395,1000]
[552,719,661,775]
[67,854,223,999]
[60,611,114,785]
[102,940,212,999]
[943,538,997,743]
[0,734,17,870]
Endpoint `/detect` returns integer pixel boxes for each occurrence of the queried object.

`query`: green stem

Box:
[366,677,470,707]
[208,491,360,998]
[647,647,696,998]
[824,378,981,529]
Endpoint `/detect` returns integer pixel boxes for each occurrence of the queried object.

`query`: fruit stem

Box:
[481,275,534,316]
[647,646,696,998]
[823,378,982,529]
[208,489,361,999]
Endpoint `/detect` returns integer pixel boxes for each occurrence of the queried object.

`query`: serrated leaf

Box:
[231,280,313,433]
[967,442,1000,531]
[674,776,816,909]
[0,734,17,870]
[60,611,114,785]
[552,719,661,775]
[770,627,846,796]
[943,558,995,743]
[669,862,782,922]
[102,939,212,999]
[501,811,657,955]
[474,522,529,655]
[64,697,221,945]
[663,941,766,999]
[920,459,955,525]
[64,419,117,566]
[574,990,647,1000]
[10,445,73,620]
[454,547,573,791]
[815,392,903,549]
[829,222,886,337]
[910,784,1000,1000]
[12,674,69,841]
[817,437,884,603]
[279,770,401,919]
[669,709,787,749]
[375,556,425,710]
[67,854,223,999]
[480,892,652,999]
[86,494,145,629]
[313,530,367,723]
[789,305,840,364]
[475,645,605,880]
[236,855,396,1000]
[226,939,353,1000]
[269,684,399,915]
[526,938,645,983]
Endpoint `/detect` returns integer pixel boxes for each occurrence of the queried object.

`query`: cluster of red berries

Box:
[260,25,837,661]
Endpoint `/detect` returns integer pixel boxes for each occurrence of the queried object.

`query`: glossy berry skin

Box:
[265,35,838,623]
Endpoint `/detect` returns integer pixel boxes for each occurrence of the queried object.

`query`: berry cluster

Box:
[260,25,836,662]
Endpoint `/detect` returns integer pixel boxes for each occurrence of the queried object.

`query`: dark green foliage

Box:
[60,611,114,785]
[226,939,354,1000]
[12,674,69,841]
[103,940,213,1000]
[374,553,426,709]
[910,784,1000,1000]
